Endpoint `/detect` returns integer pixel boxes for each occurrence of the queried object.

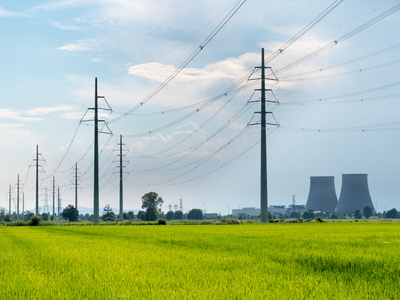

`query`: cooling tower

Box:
[336,174,375,214]
[305,176,338,213]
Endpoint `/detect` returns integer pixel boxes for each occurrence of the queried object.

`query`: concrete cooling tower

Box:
[305,176,338,213]
[336,174,375,214]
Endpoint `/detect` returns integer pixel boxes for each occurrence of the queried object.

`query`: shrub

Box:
[218,218,240,225]
[286,219,299,223]
[30,216,42,226]
[157,219,167,225]
[315,217,324,223]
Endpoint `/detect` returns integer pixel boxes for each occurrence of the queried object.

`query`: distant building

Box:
[336,174,375,214]
[305,176,338,213]
[269,205,286,215]
[286,205,306,215]
[232,207,260,217]
[203,213,219,220]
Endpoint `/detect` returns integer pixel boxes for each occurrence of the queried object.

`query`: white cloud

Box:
[53,21,82,31]
[0,109,41,121]
[60,112,86,120]
[0,123,23,129]
[0,6,22,17]
[58,39,102,52]
[128,54,253,83]
[91,57,104,63]
[25,106,75,116]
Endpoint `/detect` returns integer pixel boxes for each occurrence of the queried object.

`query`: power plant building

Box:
[336,174,375,214]
[305,176,338,213]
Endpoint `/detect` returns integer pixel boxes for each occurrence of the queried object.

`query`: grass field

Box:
[0,222,399,299]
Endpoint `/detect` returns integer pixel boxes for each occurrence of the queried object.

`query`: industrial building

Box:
[305,176,338,213]
[232,207,260,217]
[336,174,375,214]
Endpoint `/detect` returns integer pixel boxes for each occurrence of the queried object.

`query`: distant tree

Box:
[187,209,203,220]
[330,212,339,219]
[237,213,248,220]
[0,208,5,222]
[141,192,163,221]
[101,205,116,221]
[128,211,135,220]
[25,211,35,221]
[166,211,175,221]
[174,210,183,220]
[302,209,315,219]
[41,213,50,221]
[137,210,145,221]
[363,206,374,219]
[5,214,11,222]
[386,208,398,219]
[62,205,79,222]
[354,209,362,219]
[290,211,301,219]
[123,212,131,220]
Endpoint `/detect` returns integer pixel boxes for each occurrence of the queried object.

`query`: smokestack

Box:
[336,174,375,214]
[305,176,338,213]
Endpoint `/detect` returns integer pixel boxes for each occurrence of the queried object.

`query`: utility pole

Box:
[52,176,55,218]
[94,78,99,224]
[260,48,267,223]
[22,193,24,221]
[75,163,78,210]
[58,186,60,220]
[119,135,123,222]
[17,174,20,221]
[248,48,279,223]
[80,78,112,224]
[36,145,39,216]
[116,135,128,222]
[45,187,49,214]
[8,185,11,216]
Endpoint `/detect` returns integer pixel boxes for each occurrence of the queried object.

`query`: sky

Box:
[1,0,400,215]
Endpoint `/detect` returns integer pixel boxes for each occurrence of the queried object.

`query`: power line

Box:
[274,3,400,75]
[109,0,247,123]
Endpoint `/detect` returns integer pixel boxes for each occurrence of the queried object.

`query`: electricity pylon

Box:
[248,48,279,223]
[81,78,112,224]
[116,135,129,222]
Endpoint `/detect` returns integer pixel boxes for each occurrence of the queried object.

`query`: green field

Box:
[0,222,399,299]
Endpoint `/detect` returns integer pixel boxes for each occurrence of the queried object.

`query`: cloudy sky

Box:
[1,0,400,215]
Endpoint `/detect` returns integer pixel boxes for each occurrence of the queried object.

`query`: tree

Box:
[237,213,248,220]
[62,205,79,222]
[330,212,339,219]
[166,211,175,221]
[354,209,362,219]
[386,208,398,219]
[302,209,315,219]
[102,204,116,221]
[136,210,145,220]
[187,208,203,220]
[128,211,135,220]
[141,192,163,221]
[41,213,50,221]
[0,209,5,222]
[363,206,374,219]
[290,211,301,219]
[174,210,183,220]
[123,212,131,220]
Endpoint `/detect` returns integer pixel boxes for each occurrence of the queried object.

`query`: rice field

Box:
[0,222,399,299]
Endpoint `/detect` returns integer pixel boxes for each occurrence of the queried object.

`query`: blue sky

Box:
[1,0,400,215]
